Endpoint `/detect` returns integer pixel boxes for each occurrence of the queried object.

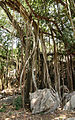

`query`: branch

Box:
[20,46,37,91]
[25,0,62,35]
[0,25,11,33]
[1,0,62,35]
[0,0,62,41]
[39,30,57,38]
[0,1,26,48]
[0,55,7,59]
[5,0,29,21]
[0,25,20,38]
[54,0,66,6]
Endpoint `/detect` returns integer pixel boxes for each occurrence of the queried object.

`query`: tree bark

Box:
[51,30,60,95]
[40,33,52,88]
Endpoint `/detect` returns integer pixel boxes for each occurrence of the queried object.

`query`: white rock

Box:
[63,101,71,110]
[0,94,2,99]
[71,94,75,109]
[63,91,75,111]
[30,88,60,114]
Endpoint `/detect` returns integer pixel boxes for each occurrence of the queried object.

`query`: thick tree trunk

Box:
[66,0,75,38]
[23,22,31,105]
[69,55,73,91]
[40,33,52,88]
[66,55,73,91]
[32,31,38,90]
[51,31,60,95]
[70,55,75,90]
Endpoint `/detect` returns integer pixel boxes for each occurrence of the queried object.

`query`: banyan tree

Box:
[0,0,75,107]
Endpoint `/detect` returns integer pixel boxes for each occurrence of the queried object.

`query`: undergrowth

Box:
[14,96,23,110]
[0,104,6,112]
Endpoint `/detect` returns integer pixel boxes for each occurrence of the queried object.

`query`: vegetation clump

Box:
[0,104,6,112]
[14,96,23,110]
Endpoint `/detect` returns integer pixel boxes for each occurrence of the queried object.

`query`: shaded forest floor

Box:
[0,106,75,120]
[0,88,75,120]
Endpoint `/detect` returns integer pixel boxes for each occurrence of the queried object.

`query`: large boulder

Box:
[29,88,60,114]
[63,91,75,110]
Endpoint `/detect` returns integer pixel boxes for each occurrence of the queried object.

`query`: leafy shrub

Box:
[0,104,6,112]
[9,111,12,116]
[14,96,23,110]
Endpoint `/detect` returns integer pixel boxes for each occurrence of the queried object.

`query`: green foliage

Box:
[14,96,23,110]
[9,111,13,116]
[0,104,6,112]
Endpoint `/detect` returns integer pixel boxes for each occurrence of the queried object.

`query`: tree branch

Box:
[0,55,7,59]
[0,1,26,48]
[1,0,62,35]
[25,0,62,35]
[0,25,11,33]
[54,0,66,7]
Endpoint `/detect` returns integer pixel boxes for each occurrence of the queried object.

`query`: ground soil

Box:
[0,105,75,120]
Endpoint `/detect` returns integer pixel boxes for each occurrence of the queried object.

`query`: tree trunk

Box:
[66,55,73,91]
[23,22,32,106]
[51,31,60,95]
[66,0,75,38]
[32,28,38,90]
[40,33,52,88]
